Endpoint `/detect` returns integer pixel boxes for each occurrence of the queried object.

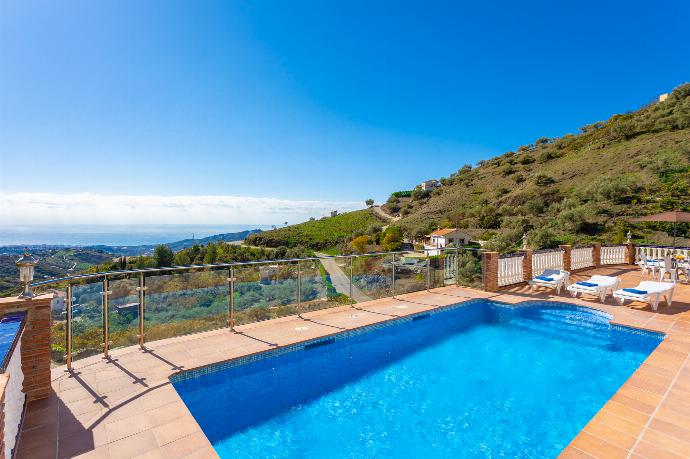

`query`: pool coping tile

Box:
[13,264,690,459]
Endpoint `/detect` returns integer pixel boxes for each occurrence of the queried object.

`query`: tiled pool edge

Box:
[170,298,487,384]
[489,283,690,459]
[15,268,690,458]
[169,294,671,459]
[170,298,664,384]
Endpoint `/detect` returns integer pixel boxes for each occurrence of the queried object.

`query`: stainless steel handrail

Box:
[41,247,481,369]
[31,247,482,288]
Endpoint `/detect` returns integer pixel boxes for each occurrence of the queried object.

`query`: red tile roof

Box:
[430,228,460,236]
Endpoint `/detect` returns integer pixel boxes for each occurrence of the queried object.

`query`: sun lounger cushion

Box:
[623,288,648,295]
[576,281,598,287]
[535,276,555,282]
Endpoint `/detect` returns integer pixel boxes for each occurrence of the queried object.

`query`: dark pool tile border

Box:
[170,298,488,383]
[171,297,664,385]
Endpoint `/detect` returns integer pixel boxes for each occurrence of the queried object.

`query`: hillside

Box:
[0,248,113,296]
[0,229,263,295]
[245,209,386,250]
[86,228,263,255]
[251,83,690,252]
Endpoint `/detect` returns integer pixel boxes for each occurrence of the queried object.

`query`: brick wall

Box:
[521,249,533,282]
[0,294,52,401]
[592,243,601,268]
[626,243,636,265]
[482,252,499,292]
[559,245,572,272]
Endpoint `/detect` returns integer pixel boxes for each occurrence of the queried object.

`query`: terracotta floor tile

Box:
[569,431,628,459]
[159,431,214,458]
[104,412,153,442]
[58,429,101,459]
[15,439,57,459]
[11,272,690,458]
[603,401,649,426]
[583,419,637,450]
[610,392,657,415]
[648,417,690,445]
[152,416,201,447]
[106,430,159,459]
[182,447,220,459]
[641,428,690,457]
[557,446,596,458]
[132,450,166,459]
[73,446,111,458]
[592,410,646,438]
[633,440,689,459]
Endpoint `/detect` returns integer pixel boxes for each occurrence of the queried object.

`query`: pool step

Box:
[507,317,612,348]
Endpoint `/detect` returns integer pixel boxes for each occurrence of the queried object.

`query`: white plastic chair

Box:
[658,255,678,283]
[637,254,658,278]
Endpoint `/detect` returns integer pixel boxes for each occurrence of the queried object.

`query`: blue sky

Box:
[1,0,689,225]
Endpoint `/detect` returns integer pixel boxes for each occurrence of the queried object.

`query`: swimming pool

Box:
[172,300,662,458]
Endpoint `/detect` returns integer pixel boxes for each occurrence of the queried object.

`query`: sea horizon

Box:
[0,224,272,247]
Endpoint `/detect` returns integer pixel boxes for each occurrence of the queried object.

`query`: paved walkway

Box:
[316,254,371,302]
[15,265,690,459]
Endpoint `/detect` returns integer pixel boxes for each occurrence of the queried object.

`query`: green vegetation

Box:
[245,209,385,250]
[51,258,347,363]
[246,84,690,254]
[0,248,113,297]
[390,190,413,198]
[395,83,690,251]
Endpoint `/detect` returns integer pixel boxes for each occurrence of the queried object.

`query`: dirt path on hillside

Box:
[370,205,400,222]
[316,254,371,302]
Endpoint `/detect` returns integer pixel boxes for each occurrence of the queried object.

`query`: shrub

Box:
[583,174,643,204]
[529,226,560,249]
[411,189,431,201]
[519,155,535,165]
[382,226,403,251]
[351,235,371,253]
[477,209,502,229]
[391,190,413,198]
[154,245,174,267]
[535,173,555,186]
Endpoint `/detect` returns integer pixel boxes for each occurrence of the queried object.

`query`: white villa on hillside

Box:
[424,228,471,255]
[420,179,440,191]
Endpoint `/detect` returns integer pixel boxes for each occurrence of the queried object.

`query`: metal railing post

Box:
[297,261,302,317]
[102,275,110,358]
[137,273,146,348]
[66,283,73,370]
[349,256,354,306]
[228,267,235,331]
[426,251,431,291]
[392,253,396,296]
[455,248,460,286]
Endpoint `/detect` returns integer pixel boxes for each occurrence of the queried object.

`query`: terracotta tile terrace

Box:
[15,265,690,459]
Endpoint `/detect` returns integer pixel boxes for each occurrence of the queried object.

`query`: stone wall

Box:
[0,295,52,402]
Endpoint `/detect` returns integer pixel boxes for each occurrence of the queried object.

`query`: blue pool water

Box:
[0,312,25,371]
[172,300,662,458]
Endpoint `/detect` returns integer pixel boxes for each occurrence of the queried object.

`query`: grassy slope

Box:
[401,130,690,227]
[249,84,690,252]
[394,85,690,248]
[246,209,386,250]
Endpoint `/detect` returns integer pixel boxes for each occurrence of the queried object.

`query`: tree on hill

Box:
[365,198,374,207]
[203,243,218,264]
[153,245,174,267]
[382,226,403,251]
[351,235,370,253]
